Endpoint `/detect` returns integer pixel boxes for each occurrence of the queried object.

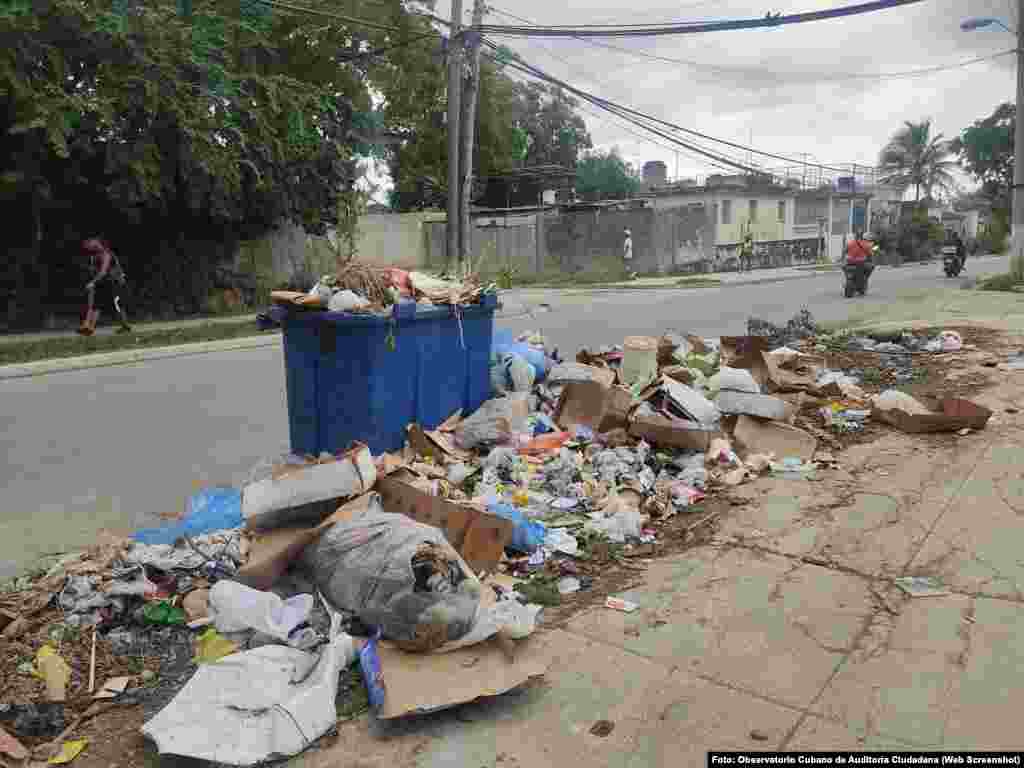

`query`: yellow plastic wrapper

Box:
[35,645,71,702]
[193,628,238,664]
[49,739,88,765]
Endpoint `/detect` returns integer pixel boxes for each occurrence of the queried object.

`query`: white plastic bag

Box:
[208,581,314,642]
[585,493,643,543]
[455,395,530,449]
[328,289,370,312]
[142,598,357,767]
[872,389,930,416]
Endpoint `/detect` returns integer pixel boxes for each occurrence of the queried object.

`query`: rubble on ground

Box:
[0,309,1005,767]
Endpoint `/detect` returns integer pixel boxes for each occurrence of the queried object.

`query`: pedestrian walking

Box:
[622,228,637,280]
[79,237,131,336]
[739,231,754,272]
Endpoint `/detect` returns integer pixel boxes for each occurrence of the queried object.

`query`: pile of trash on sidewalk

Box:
[0,311,998,767]
[267,262,494,314]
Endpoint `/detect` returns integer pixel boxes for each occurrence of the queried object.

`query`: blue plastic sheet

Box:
[358,629,386,711]
[132,487,243,545]
[492,328,551,380]
[486,502,546,554]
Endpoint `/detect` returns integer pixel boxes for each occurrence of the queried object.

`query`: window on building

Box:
[722,200,732,225]
[778,201,786,223]
[795,198,828,226]
[749,199,758,222]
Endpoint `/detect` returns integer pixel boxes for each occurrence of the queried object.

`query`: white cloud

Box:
[434,0,1016,184]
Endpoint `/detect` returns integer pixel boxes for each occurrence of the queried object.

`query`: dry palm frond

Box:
[334,261,392,307]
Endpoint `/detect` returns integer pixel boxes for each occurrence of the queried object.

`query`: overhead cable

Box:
[485,40,856,174]
[477,0,924,37]
[490,5,1015,82]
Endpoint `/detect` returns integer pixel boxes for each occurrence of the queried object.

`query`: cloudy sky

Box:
[430,0,1016,191]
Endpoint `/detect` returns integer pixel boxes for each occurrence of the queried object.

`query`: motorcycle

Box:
[842,261,873,298]
[942,244,963,277]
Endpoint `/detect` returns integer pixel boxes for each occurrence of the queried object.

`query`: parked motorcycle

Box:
[842,262,873,298]
[942,244,963,277]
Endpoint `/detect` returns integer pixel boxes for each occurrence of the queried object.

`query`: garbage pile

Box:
[267,262,494,315]
[0,312,996,767]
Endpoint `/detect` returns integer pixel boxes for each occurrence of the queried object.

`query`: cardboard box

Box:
[720,336,771,390]
[406,423,472,462]
[555,381,610,431]
[599,386,637,432]
[376,471,513,574]
[733,415,817,462]
[762,350,822,393]
[872,397,993,434]
[367,584,552,719]
[547,362,617,389]
[638,376,719,426]
[629,414,716,451]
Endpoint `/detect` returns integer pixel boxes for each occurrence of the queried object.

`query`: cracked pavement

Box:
[290,344,1024,767]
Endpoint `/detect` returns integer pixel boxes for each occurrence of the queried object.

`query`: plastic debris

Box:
[302,510,481,651]
[132,487,243,545]
[328,289,371,312]
[894,576,951,598]
[144,610,358,766]
[605,597,639,613]
[142,600,187,626]
[0,726,28,761]
[208,581,314,642]
[0,703,65,739]
[35,645,71,702]
[544,528,580,556]
[48,738,88,765]
[487,502,547,553]
[193,628,239,664]
[557,577,581,594]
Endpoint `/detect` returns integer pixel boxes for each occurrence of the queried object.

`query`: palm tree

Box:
[878,119,958,202]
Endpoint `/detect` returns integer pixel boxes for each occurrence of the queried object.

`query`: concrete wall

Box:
[356,212,441,270]
[423,219,541,275]
[237,211,443,287]
[711,193,789,245]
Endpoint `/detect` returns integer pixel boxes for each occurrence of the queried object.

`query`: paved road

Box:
[0,256,1006,579]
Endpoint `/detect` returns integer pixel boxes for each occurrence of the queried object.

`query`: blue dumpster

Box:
[281,293,498,456]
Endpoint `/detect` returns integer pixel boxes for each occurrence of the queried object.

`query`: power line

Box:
[494,34,745,173]
[484,42,763,174]
[490,5,1015,82]
[486,38,861,174]
[255,0,439,35]
[477,0,925,37]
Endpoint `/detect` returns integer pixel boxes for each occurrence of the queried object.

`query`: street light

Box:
[960,16,1014,33]
[962,8,1024,277]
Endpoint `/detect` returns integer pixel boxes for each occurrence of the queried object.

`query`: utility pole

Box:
[1013,0,1024,277]
[458,0,485,277]
[445,0,464,275]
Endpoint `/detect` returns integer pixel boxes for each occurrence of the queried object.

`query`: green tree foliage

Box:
[386,57,523,211]
[510,81,592,169]
[878,119,957,202]
[0,0,433,324]
[951,103,1014,210]
[575,149,639,201]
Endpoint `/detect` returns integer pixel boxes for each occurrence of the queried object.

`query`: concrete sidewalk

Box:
[0,312,260,347]
[294,335,1024,766]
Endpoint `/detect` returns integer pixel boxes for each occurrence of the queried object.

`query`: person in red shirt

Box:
[79,237,131,336]
[845,231,873,265]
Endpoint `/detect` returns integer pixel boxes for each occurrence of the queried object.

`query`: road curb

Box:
[0,333,282,381]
